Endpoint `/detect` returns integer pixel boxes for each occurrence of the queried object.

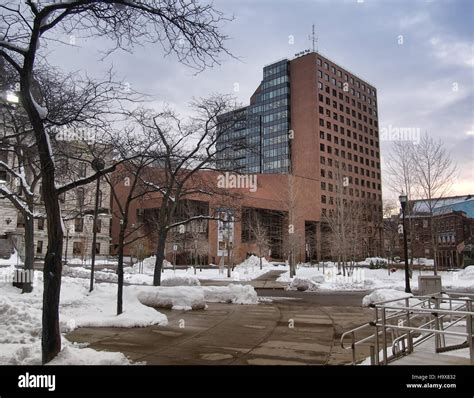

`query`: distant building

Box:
[0,89,112,263]
[402,195,474,267]
[113,52,383,264]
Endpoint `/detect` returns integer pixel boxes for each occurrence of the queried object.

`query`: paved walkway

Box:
[67,292,373,365]
[199,270,287,289]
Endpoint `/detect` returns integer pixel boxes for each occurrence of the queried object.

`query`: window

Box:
[98,190,103,207]
[94,219,102,234]
[76,188,85,208]
[17,212,25,228]
[37,218,45,231]
[36,240,43,254]
[73,242,83,256]
[95,243,100,255]
[79,162,87,178]
[321,195,327,204]
[74,218,84,233]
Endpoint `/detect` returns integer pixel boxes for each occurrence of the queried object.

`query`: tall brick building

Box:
[112,52,383,263]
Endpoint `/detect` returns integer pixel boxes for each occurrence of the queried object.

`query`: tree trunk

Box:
[153,230,167,286]
[22,214,35,294]
[116,224,126,315]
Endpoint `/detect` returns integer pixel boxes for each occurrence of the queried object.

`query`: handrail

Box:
[340,293,474,365]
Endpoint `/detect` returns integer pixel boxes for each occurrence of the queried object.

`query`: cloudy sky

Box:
[48,0,474,200]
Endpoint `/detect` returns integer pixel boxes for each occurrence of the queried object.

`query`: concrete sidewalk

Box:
[67,293,373,365]
[199,270,287,289]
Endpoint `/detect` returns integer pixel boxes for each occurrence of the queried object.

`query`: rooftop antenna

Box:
[309,24,318,53]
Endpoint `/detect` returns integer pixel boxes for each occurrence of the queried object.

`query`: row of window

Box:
[320,183,381,199]
[321,168,380,183]
[316,57,376,97]
[261,86,289,101]
[320,142,379,159]
[262,110,288,123]
[320,143,380,167]
[319,117,377,140]
[320,155,380,172]
[263,62,288,78]
[262,75,289,89]
[320,130,378,149]
[318,71,376,106]
[319,93,375,116]
[319,101,376,125]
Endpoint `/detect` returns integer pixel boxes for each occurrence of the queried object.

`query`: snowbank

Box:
[135,286,206,311]
[134,284,259,310]
[125,257,172,275]
[203,284,258,305]
[235,255,272,270]
[288,276,324,291]
[0,266,167,365]
[0,250,22,266]
[48,342,134,365]
[362,289,412,307]
[457,266,474,279]
[161,274,201,287]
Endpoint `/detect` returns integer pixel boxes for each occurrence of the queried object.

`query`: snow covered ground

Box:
[279,263,474,293]
[0,258,260,364]
[0,265,167,365]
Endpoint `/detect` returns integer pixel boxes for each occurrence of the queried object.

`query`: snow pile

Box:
[0,250,22,266]
[134,284,258,310]
[363,257,388,265]
[0,266,167,365]
[63,265,118,283]
[362,289,412,307]
[457,266,474,279]
[0,339,133,366]
[161,274,201,287]
[59,278,167,330]
[48,342,134,365]
[235,255,272,270]
[288,275,324,291]
[126,257,172,275]
[0,295,41,344]
[135,286,206,311]
[203,284,258,304]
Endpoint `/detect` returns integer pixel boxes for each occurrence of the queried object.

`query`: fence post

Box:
[405,297,413,353]
[467,300,474,365]
[382,307,388,365]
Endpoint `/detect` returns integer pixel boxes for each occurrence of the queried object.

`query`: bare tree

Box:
[382,199,400,269]
[385,140,419,264]
[130,96,245,286]
[248,209,270,270]
[412,133,457,274]
[0,102,41,293]
[0,0,232,363]
[105,132,159,315]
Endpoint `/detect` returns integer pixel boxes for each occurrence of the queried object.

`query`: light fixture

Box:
[6,92,19,104]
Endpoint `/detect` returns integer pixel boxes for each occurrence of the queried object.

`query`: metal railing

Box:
[340,292,474,365]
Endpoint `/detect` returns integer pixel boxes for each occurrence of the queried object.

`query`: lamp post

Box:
[89,157,105,292]
[399,193,411,293]
[64,224,72,265]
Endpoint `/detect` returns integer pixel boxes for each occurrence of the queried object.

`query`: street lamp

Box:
[399,193,411,293]
[89,157,105,292]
